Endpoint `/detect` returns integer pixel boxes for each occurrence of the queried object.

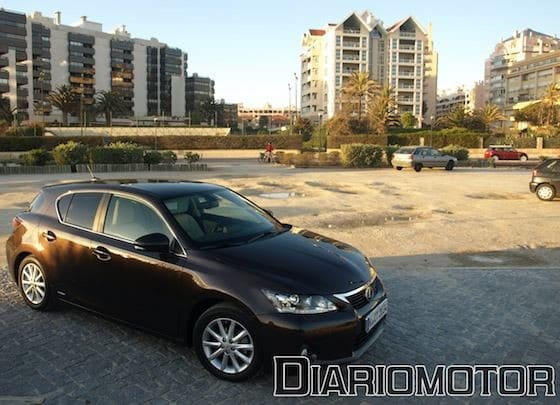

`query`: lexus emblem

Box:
[364,285,373,301]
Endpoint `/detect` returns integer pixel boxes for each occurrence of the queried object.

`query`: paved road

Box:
[1,262,559,404]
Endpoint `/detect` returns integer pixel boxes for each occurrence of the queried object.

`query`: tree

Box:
[539,84,560,126]
[367,85,399,134]
[341,72,380,122]
[475,104,505,131]
[0,97,16,125]
[95,90,128,125]
[400,112,417,128]
[435,106,485,131]
[293,117,314,141]
[48,85,79,125]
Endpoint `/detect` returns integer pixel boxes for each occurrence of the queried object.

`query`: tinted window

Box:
[104,195,171,242]
[396,147,415,154]
[543,160,560,173]
[57,194,72,219]
[65,193,102,230]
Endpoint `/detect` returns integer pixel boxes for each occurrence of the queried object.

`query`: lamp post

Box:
[293,73,298,121]
[288,83,292,134]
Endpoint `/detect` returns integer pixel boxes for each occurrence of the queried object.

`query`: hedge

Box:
[340,144,384,168]
[89,142,144,164]
[328,134,388,149]
[0,135,303,152]
[388,129,484,148]
[20,148,51,166]
[440,145,469,161]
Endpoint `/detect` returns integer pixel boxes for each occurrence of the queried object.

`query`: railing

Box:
[343,28,361,34]
[342,55,360,61]
[342,42,361,48]
[399,31,416,38]
[398,59,415,64]
[399,45,416,50]
[398,71,415,77]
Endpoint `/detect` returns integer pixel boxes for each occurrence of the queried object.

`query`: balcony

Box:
[16,76,28,85]
[398,58,415,65]
[342,42,361,49]
[398,97,414,104]
[111,80,133,88]
[0,57,7,68]
[343,28,361,35]
[398,71,415,78]
[398,84,415,90]
[399,45,416,51]
[17,88,28,97]
[342,55,360,61]
[69,76,95,85]
[112,71,134,80]
[0,83,9,93]
[33,80,51,91]
[342,69,359,75]
[399,31,416,38]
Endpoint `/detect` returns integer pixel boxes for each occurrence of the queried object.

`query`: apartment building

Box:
[185,73,215,114]
[0,8,188,123]
[504,50,560,117]
[436,81,485,119]
[485,29,560,108]
[238,103,296,129]
[300,11,438,127]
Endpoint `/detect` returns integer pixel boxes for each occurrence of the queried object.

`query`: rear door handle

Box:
[42,230,57,242]
[92,246,112,262]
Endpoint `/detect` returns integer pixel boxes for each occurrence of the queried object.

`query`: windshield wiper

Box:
[246,230,279,244]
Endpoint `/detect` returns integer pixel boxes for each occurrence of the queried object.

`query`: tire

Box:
[193,303,263,381]
[396,166,403,171]
[536,184,556,201]
[445,161,455,171]
[18,256,54,311]
[520,155,528,162]
[414,163,423,172]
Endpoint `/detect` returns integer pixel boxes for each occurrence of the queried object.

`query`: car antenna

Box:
[86,164,100,182]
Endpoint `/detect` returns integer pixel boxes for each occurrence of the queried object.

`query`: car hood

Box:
[205,227,374,295]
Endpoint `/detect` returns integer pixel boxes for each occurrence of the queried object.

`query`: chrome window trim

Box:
[55,189,188,258]
[332,277,376,303]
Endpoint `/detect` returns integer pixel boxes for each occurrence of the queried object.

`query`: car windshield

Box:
[164,188,286,249]
[396,147,416,154]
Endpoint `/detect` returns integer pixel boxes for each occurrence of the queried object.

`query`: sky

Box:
[4,0,560,107]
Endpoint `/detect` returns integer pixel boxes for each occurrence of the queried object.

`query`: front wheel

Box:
[396,166,403,171]
[18,256,54,310]
[520,155,528,162]
[414,163,423,172]
[445,161,455,171]
[194,303,263,381]
[536,184,556,201]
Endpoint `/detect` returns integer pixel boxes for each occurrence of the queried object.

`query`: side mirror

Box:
[134,233,170,253]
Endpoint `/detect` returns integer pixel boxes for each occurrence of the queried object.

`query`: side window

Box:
[64,193,103,230]
[57,194,72,219]
[103,195,171,242]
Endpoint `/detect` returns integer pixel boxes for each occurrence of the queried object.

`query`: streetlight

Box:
[293,73,298,120]
[317,108,325,151]
[288,83,292,134]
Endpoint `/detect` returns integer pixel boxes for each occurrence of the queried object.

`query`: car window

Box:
[545,160,560,172]
[103,195,172,242]
[432,149,441,156]
[65,193,103,230]
[396,147,415,154]
[57,194,72,219]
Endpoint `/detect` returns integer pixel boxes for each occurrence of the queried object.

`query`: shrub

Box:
[4,124,44,137]
[52,141,89,165]
[385,144,400,165]
[143,151,163,165]
[20,148,50,166]
[184,151,201,163]
[340,144,384,168]
[441,145,469,161]
[161,150,177,164]
[89,142,144,164]
[328,134,388,149]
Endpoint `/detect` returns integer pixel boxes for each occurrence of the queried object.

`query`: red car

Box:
[484,145,528,161]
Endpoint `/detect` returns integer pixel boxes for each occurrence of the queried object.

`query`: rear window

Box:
[396,147,415,154]
[540,160,560,172]
[61,193,103,230]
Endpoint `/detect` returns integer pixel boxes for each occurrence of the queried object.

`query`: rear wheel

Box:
[520,155,528,162]
[414,163,423,172]
[536,184,556,201]
[194,303,263,381]
[18,256,53,310]
[445,161,455,171]
[396,166,403,171]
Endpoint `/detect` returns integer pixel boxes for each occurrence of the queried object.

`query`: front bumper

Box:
[530,182,539,193]
[257,279,387,363]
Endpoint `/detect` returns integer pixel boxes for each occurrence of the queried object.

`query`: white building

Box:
[436,81,485,118]
[0,9,188,123]
[300,11,438,127]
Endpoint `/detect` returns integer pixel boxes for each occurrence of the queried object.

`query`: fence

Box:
[0,163,208,176]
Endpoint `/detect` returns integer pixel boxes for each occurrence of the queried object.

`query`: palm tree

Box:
[476,104,505,132]
[367,85,399,134]
[341,72,380,121]
[95,90,128,126]
[48,85,79,125]
[539,84,560,126]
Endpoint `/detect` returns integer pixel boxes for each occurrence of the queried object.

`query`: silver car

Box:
[392,146,457,172]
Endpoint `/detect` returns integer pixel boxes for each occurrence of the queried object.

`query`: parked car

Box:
[484,145,528,161]
[392,146,457,172]
[6,180,387,381]
[530,159,560,201]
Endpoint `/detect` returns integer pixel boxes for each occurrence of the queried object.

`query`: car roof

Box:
[42,179,224,200]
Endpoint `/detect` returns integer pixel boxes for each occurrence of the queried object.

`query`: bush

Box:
[328,134,388,148]
[4,124,44,137]
[385,144,400,165]
[143,151,163,165]
[184,151,201,163]
[19,148,50,166]
[441,145,469,161]
[0,135,303,151]
[161,150,177,164]
[89,142,144,164]
[52,141,89,165]
[340,144,384,168]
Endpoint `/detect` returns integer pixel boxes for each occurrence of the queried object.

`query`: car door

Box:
[85,193,190,337]
[414,148,428,166]
[429,149,445,167]
[39,192,105,298]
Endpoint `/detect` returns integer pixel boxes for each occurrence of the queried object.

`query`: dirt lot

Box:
[1,163,558,269]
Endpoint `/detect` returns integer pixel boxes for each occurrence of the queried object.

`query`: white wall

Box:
[133,43,147,116]
[171,74,185,117]
[94,36,111,92]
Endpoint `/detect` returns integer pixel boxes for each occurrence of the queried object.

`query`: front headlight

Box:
[262,289,337,314]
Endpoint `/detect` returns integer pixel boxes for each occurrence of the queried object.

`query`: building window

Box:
[336,35,341,46]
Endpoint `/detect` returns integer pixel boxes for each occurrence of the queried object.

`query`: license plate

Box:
[365,299,388,333]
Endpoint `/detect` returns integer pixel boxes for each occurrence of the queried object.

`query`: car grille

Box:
[346,279,377,310]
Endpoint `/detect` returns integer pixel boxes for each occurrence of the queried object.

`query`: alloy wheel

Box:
[21,262,46,305]
[537,185,554,201]
[202,318,254,374]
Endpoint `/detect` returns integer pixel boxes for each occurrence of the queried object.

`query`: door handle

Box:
[92,246,112,262]
[42,230,57,242]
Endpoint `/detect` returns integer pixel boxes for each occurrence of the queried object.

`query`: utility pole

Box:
[288,83,292,135]
[293,73,298,122]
